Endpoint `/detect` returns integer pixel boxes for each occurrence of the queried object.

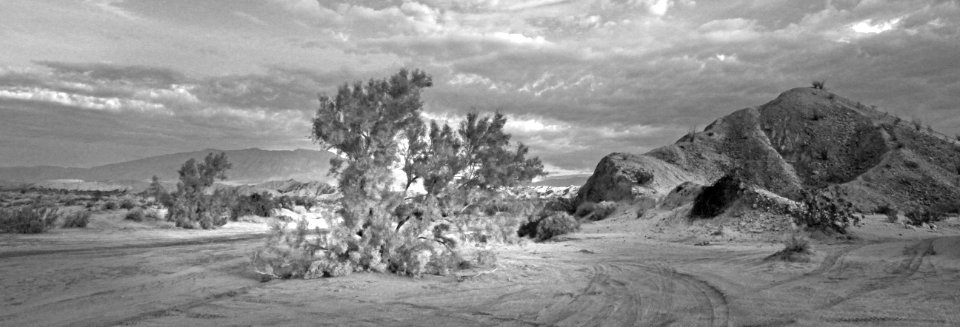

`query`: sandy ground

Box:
[2,213,960,326]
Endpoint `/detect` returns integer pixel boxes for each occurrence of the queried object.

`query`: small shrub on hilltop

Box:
[0,203,60,234]
[811,80,826,90]
[62,210,92,228]
[790,187,861,234]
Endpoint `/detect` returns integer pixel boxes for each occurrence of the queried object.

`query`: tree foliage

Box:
[166,152,233,229]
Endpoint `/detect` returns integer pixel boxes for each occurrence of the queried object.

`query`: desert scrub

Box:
[789,187,861,234]
[62,210,92,228]
[0,203,60,233]
[232,191,279,220]
[767,233,813,262]
[904,208,946,226]
[119,197,138,210]
[575,201,617,221]
[519,210,580,241]
[125,208,146,222]
[251,218,323,280]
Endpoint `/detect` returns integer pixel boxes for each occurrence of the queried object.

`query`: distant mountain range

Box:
[0,148,336,187]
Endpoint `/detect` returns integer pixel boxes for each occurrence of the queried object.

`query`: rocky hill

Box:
[0,148,336,187]
[578,87,960,213]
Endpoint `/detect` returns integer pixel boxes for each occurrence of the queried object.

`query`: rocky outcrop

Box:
[578,87,960,213]
[575,153,702,204]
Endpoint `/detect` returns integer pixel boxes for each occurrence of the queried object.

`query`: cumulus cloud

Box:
[1,0,959,173]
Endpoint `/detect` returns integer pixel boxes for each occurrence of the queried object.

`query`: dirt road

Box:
[2,216,960,326]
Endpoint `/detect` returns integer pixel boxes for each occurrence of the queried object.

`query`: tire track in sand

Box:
[535,261,730,327]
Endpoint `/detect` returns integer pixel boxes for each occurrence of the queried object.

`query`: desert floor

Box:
[2,213,960,327]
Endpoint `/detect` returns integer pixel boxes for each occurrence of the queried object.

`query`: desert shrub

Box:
[144,208,164,220]
[102,200,119,210]
[125,208,146,222]
[519,210,579,241]
[251,218,323,280]
[119,197,137,210]
[534,211,580,241]
[0,203,60,233]
[790,187,861,234]
[166,189,232,229]
[811,80,826,90]
[904,207,947,226]
[877,205,900,223]
[768,233,813,262]
[575,201,618,221]
[62,210,91,228]
[233,192,279,220]
[543,196,577,214]
[691,174,744,218]
[451,212,525,245]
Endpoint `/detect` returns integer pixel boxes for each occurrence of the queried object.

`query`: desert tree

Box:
[456,111,545,190]
[311,68,432,229]
[166,152,233,229]
[399,118,429,192]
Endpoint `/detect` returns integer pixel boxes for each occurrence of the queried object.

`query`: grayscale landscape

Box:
[2,1,960,326]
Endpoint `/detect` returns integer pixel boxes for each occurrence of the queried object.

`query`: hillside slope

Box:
[578,87,960,212]
[0,148,335,185]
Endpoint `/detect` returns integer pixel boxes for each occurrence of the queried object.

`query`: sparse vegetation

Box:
[790,187,861,234]
[62,210,91,228]
[768,233,812,262]
[119,197,137,210]
[0,203,60,234]
[811,80,826,90]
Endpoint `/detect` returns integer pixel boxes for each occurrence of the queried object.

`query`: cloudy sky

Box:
[1,0,958,175]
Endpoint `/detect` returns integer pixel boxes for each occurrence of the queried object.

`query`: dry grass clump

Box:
[62,210,91,228]
[0,203,60,233]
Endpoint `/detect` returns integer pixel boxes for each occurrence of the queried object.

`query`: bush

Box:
[790,187,861,234]
[166,190,231,229]
[62,210,91,228]
[102,201,119,210]
[233,192,279,220]
[575,201,617,221]
[119,197,138,210]
[811,80,826,90]
[519,210,579,241]
[904,208,947,226]
[125,208,146,222]
[144,208,165,220]
[768,233,813,262]
[251,218,322,280]
[0,204,60,233]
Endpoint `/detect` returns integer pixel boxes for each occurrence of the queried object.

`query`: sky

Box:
[1,0,958,176]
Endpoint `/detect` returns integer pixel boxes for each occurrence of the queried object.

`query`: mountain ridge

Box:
[0,148,336,186]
